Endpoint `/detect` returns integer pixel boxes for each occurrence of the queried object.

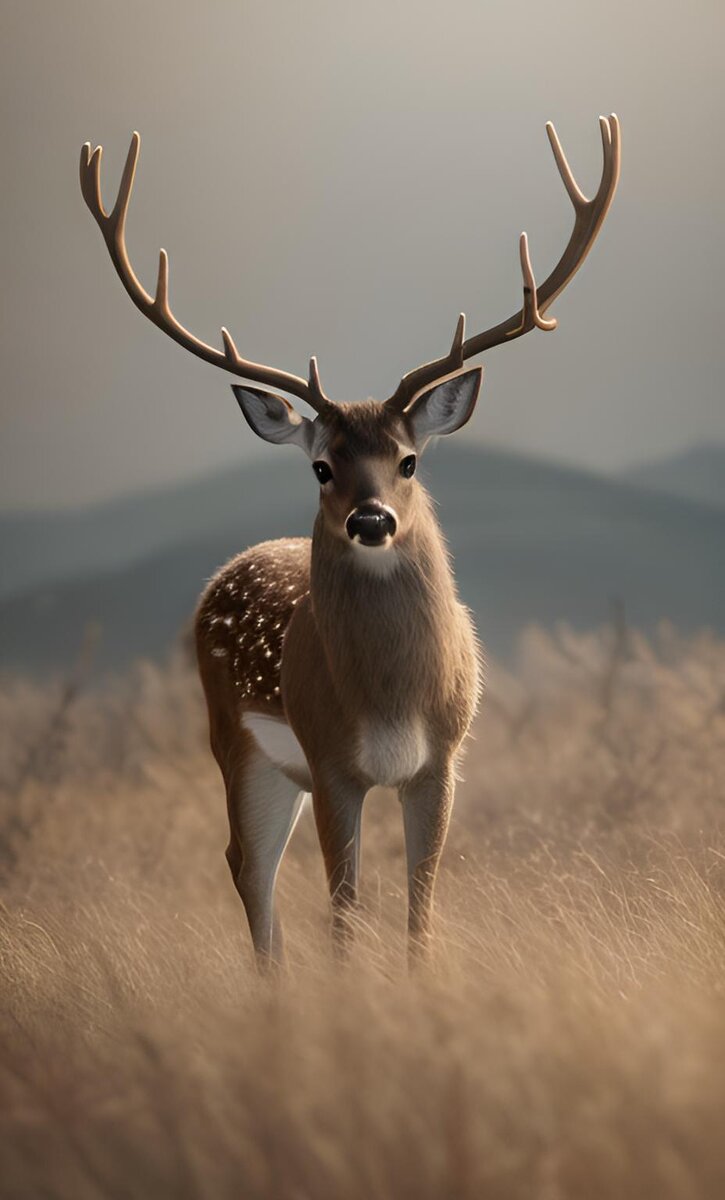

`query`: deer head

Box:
[231,371,481,555]
[80,115,621,557]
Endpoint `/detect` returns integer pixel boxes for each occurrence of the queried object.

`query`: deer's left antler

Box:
[386,114,621,412]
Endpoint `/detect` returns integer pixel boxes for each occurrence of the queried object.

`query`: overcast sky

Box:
[1,0,723,511]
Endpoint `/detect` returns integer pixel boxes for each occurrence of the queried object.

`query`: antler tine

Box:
[450,313,466,365]
[308,356,331,408]
[80,132,330,414]
[155,249,171,318]
[386,114,621,411]
[80,143,106,218]
[110,129,141,232]
[545,121,588,211]
[506,233,558,337]
[386,312,467,414]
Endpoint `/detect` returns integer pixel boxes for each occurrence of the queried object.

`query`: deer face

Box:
[232,368,482,559]
[310,401,418,554]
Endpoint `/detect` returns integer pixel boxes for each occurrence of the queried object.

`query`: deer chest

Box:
[355,714,429,788]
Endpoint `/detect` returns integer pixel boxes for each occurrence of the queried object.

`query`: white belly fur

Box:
[243,714,312,788]
[356,716,429,787]
[244,713,429,790]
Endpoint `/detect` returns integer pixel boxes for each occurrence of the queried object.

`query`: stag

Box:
[80,115,621,966]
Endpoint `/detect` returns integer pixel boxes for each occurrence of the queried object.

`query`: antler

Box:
[79,132,330,413]
[386,114,621,412]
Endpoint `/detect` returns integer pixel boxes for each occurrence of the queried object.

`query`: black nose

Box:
[346,502,397,546]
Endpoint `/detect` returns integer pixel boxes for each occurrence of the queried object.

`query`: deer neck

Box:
[309,485,461,721]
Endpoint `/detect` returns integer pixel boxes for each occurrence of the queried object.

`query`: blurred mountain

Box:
[1,443,724,675]
[622,444,725,509]
[0,462,283,601]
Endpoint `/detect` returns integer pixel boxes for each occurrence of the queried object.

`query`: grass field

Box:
[2,622,725,1199]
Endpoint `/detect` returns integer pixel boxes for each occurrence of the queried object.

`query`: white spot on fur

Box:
[356,716,428,786]
[244,714,311,786]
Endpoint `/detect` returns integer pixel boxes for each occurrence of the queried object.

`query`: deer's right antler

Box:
[79,132,331,414]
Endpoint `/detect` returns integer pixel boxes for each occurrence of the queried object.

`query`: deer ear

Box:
[405,367,483,444]
[232,386,314,453]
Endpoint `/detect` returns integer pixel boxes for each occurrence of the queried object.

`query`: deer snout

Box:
[345,502,397,547]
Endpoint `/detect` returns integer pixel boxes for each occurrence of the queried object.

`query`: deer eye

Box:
[313,460,333,485]
[400,454,417,479]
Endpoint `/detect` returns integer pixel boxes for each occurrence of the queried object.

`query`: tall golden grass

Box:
[2,622,725,1198]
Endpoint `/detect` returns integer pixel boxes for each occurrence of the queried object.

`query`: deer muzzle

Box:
[345,502,397,547]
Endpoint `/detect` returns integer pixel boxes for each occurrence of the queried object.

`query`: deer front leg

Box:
[400,763,455,964]
[312,776,365,955]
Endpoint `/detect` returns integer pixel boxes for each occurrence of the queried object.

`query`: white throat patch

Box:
[349,538,400,577]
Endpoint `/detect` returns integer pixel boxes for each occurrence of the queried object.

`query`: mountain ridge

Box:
[621,443,725,509]
[2,442,723,675]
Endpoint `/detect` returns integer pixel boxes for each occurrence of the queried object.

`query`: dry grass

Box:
[2,622,725,1199]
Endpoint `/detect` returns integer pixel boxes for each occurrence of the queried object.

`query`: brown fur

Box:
[196,400,481,966]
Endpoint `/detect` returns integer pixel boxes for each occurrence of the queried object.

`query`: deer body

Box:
[80,114,620,966]
[196,401,480,960]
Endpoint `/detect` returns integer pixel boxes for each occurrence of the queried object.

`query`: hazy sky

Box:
[1,0,723,510]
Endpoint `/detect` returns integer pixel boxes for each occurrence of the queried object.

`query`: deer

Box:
[80,114,621,967]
